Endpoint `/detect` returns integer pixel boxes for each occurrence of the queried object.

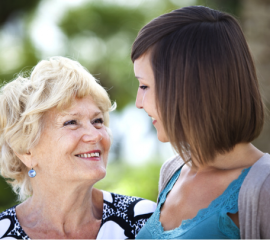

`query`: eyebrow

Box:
[59,112,82,117]
[90,111,103,118]
[135,76,143,79]
[59,111,102,118]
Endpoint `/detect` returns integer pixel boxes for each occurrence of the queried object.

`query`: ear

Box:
[14,151,37,169]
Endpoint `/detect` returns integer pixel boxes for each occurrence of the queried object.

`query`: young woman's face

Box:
[134,51,169,142]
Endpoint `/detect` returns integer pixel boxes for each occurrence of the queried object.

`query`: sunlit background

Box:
[1,0,269,211]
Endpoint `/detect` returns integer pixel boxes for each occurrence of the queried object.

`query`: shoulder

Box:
[97,191,156,239]
[259,173,270,202]
[0,206,17,226]
[239,153,270,239]
[256,174,270,238]
[0,206,26,239]
[0,206,16,218]
[256,156,270,221]
[158,155,184,195]
[241,153,270,192]
[102,191,156,216]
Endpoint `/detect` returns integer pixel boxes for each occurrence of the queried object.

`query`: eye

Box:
[93,118,104,124]
[140,85,148,90]
[92,118,104,128]
[63,120,77,126]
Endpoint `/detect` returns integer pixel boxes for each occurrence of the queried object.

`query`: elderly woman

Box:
[132,6,270,239]
[0,57,156,239]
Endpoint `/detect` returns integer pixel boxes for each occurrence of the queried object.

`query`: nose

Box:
[82,124,103,144]
[135,89,143,109]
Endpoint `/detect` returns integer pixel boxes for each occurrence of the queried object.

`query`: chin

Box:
[157,133,169,143]
[81,166,107,182]
[92,167,107,180]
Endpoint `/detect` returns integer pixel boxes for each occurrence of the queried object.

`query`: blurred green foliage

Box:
[59,3,147,109]
[0,0,40,84]
[0,0,40,25]
[197,0,241,16]
[0,177,18,212]
[58,1,184,110]
[95,161,162,202]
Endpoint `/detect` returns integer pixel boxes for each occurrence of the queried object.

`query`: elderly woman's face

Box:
[30,96,110,183]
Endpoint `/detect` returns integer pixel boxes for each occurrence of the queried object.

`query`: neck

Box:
[17,181,103,234]
[189,143,264,173]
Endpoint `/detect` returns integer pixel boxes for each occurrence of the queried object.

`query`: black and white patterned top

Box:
[0,191,156,239]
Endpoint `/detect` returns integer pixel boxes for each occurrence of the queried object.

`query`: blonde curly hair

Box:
[0,56,114,201]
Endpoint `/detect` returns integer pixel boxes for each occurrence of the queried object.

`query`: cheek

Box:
[101,129,111,152]
[137,89,148,106]
[143,90,156,110]
[136,89,144,103]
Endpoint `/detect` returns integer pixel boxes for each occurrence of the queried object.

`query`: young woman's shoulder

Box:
[158,155,184,195]
[97,191,156,239]
[240,153,270,193]
[239,153,270,239]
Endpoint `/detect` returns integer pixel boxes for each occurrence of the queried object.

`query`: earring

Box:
[28,168,36,178]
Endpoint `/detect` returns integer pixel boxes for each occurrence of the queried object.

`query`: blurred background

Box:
[0,0,269,211]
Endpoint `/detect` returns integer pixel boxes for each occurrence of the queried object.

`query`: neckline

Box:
[156,165,251,235]
[12,191,109,240]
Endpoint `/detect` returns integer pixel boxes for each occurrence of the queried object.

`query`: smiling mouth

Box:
[151,117,157,124]
[75,151,100,158]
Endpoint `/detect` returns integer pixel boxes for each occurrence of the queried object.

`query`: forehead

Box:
[63,96,100,114]
[45,96,102,121]
[134,52,154,81]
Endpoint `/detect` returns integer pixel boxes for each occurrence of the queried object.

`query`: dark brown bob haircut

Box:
[131,6,264,164]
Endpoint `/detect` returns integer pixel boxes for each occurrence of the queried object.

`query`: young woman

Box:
[131,6,270,239]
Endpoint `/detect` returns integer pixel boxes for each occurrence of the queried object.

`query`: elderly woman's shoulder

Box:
[102,190,156,214]
[0,206,17,227]
[0,206,28,239]
[97,190,156,239]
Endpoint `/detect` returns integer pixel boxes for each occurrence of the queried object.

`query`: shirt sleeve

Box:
[258,174,270,238]
[239,153,270,239]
